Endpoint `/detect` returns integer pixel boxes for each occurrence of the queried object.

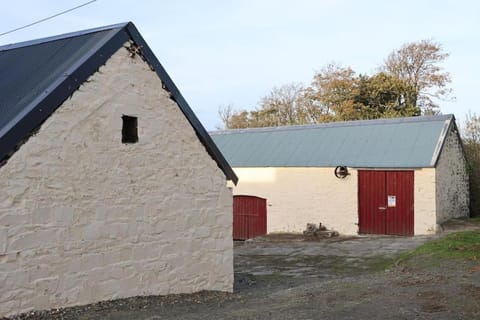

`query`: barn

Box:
[211,115,469,236]
[0,22,237,317]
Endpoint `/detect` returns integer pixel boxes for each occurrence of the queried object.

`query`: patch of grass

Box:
[469,217,480,224]
[397,231,480,264]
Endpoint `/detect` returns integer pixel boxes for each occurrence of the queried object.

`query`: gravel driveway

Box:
[9,220,480,320]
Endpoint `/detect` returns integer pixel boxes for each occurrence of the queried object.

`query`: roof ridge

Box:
[210,114,454,135]
[0,22,129,52]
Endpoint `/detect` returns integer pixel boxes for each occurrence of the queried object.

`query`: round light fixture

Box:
[334,166,349,179]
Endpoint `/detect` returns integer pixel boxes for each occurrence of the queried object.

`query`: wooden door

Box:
[358,170,414,236]
[233,195,267,240]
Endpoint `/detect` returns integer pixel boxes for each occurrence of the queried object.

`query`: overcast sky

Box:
[1,0,479,129]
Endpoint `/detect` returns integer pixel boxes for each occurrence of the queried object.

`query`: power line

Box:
[0,0,98,38]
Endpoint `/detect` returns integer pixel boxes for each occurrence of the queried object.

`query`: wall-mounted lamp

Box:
[334,166,349,179]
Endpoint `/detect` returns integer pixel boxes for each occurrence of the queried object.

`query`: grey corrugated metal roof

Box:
[0,22,237,184]
[210,115,454,168]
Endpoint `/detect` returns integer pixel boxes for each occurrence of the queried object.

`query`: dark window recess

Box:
[122,115,138,143]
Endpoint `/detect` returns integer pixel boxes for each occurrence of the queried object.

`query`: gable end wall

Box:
[0,46,233,317]
[435,126,470,225]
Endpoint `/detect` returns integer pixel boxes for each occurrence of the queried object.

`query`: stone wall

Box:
[435,126,470,224]
[0,46,233,317]
[230,167,359,235]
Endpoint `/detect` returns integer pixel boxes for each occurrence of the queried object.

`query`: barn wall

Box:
[0,46,233,317]
[435,127,470,224]
[414,168,437,234]
[231,167,442,236]
[230,167,358,235]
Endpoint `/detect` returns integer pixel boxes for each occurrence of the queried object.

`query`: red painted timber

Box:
[358,170,386,234]
[358,170,414,236]
[386,171,414,236]
[233,195,267,240]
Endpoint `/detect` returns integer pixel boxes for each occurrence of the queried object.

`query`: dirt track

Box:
[9,220,480,320]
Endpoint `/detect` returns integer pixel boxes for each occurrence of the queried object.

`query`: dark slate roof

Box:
[0,22,237,184]
[210,115,455,168]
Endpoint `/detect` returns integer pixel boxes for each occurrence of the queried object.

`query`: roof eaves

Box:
[431,115,466,168]
[430,116,453,167]
[124,23,238,185]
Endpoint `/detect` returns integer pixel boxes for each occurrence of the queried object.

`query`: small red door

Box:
[233,195,267,240]
[358,170,414,236]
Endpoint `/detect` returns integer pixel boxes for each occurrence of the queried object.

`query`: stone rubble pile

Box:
[303,223,339,238]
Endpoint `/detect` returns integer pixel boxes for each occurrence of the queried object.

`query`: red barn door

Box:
[233,195,267,240]
[358,170,414,236]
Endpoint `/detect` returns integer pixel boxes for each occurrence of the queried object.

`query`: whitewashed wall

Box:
[0,46,233,317]
[230,167,359,235]
[231,166,449,236]
[414,168,437,234]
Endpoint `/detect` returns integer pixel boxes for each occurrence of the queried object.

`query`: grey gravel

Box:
[5,219,480,320]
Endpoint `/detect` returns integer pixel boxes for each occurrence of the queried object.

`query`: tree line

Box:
[219,39,451,129]
[218,39,480,216]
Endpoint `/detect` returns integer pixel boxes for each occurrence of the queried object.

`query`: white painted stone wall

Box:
[0,46,233,317]
[231,167,445,236]
[230,167,359,235]
[414,168,437,235]
[435,127,470,224]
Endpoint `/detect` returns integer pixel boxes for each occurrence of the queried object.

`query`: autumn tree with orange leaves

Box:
[219,40,452,129]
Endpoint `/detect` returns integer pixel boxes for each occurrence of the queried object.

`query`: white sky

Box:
[1,0,479,129]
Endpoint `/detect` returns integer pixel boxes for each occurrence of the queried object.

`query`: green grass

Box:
[469,217,480,224]
[397,231,480,264]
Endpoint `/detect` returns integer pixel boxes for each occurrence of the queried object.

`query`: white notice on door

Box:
[388,195,396,207]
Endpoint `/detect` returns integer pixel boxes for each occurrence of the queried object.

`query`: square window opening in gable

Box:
[122,115,138,144]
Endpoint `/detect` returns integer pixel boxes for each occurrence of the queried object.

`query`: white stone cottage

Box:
[211,115,469,236]
[0,22,237,317]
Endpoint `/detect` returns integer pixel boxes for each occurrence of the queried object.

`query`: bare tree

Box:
[259,83,306,126]
[217,104,235,129]
[217,83,307,129]
[382,39,452,114]
[463,111,480,144]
